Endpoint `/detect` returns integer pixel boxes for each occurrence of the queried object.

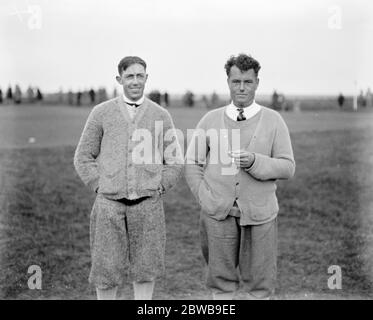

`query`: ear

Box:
[115,75,122,85]
[145,73,149,82]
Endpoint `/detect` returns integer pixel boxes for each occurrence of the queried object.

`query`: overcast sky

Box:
[1,0,372,95]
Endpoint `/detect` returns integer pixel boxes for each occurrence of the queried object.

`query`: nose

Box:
[239,82,245,91]
[133,76,140,85]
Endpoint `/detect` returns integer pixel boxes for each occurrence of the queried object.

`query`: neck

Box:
[123,94,144,103]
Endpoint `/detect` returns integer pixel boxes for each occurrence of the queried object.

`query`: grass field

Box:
[1,105,373,299]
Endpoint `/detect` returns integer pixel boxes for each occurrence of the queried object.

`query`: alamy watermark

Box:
[327,265,342,290]
[327,5,342,30]
[27,265,42,290]
[129,122,243,175]
[8,4,43,30]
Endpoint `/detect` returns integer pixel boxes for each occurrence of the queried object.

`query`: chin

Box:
[235,100,248,105]
[129,94,141,100]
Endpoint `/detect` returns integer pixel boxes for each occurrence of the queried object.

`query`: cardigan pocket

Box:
[102,159,121,178]
[140,164,162,191]
[198,180,227,217]
[247,192,279,222]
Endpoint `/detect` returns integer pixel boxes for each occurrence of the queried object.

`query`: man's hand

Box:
[228,150,255,169]
[158,184,166,196]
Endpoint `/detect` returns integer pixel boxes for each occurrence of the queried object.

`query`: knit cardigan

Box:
[185,105,295,225]
[74,96,183,200]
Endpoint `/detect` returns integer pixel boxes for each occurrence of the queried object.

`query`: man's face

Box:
[116,63,148,101]
[227,66,259,107]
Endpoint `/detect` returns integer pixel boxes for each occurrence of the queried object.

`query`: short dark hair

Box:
[117,56,147,75]
[224,53,261,77]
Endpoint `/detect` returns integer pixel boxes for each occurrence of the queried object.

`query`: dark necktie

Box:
[237,108,246,121]
[126,102,141,107]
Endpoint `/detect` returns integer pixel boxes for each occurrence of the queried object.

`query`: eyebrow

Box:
[124,73,145,76]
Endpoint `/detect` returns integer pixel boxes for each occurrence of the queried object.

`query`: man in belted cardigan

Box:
[74,56,183,300]
[185,54,295,300]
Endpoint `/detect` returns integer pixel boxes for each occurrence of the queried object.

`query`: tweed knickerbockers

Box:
[89,193,166,289]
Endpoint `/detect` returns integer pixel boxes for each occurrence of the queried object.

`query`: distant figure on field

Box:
[271,90,280,110]
[67,90,74,105]
[36,88,43,101]
[337,93,345,108]
[27,86,35,103]
[278,94,286,111]
[14,84,22,104]
[77,91,82,106]
[148,90,161,105]
[163,92,169,107]
[366,88,372,108]
[58,88,64,104]
[357,90,366,107]
[6,86,13,101]
[211,91,219,108]
[89,88,96,104]
[0,88,3,104]
[112,87,118,99]
[183,90,194,107]
[201,95,209,109]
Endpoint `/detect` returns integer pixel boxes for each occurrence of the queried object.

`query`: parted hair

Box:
[117,56,147,75]
[225,53,261,77]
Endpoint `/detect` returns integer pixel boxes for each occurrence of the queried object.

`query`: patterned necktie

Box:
[237,108,246,121]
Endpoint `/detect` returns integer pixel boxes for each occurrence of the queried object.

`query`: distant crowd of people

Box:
[0,85,43,104]
[0,85,174,108]
[271,90,289,111]
[147,90,170,107]
[63,88,109,106]
[337,88,373,109]
[2,84,373,111]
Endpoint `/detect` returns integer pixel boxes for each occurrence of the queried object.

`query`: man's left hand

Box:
[158,184,166,196]
[229,151,255,169]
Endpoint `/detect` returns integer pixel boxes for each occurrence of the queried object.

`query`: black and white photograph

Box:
[0,0,373,304]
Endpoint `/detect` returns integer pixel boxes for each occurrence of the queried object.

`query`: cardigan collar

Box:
[116,94,149,125]
[122,94,145,106]
[221,103,264,152]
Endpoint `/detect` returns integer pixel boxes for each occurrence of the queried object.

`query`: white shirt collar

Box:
[123,94,145,106]
[225,100,261,121]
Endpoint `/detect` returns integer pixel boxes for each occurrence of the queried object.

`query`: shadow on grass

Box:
[0,127,373,299]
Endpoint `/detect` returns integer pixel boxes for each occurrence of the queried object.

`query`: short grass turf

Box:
[1,127,373,299]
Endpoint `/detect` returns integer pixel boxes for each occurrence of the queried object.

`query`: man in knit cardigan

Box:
[185,54,295,300]
[74,56,183,300]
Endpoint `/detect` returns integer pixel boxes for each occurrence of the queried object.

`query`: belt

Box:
[116,196,150,206]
